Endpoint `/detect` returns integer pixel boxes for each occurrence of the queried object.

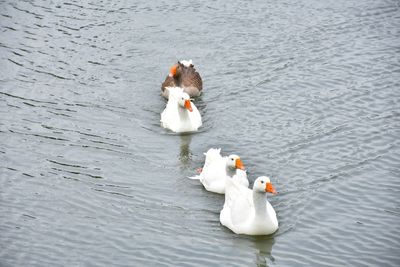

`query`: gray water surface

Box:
[1,0,400,266]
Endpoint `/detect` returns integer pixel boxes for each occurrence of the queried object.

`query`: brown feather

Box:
[180,65,203,91]
[161,62,203,98]
[161,76,176,92]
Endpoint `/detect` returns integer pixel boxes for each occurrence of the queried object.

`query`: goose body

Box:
[160,87,202,133]
[161,60,202,99]
[193,148,248,194]
[220,176,278,235]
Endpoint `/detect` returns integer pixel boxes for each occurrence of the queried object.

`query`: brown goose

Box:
[161,60,203,99]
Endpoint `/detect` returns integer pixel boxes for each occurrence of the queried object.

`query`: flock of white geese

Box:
[160,60,278,236]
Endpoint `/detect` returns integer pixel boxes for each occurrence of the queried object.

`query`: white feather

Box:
[160,87,202,133]
[180,59,193,67]
[220,176,279,235]
[197,148,249,194]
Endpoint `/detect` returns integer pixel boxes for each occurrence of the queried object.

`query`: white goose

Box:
[160,87,202,133]
[220,176,278,235]
[191,148,249,194]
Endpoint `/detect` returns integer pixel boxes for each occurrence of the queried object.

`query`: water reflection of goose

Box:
[179,134,192,169]
[253,236,275,267]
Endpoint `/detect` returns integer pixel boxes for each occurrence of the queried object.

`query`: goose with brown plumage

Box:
[161,60,203,99]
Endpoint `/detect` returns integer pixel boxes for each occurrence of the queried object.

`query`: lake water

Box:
[1,0,399,266]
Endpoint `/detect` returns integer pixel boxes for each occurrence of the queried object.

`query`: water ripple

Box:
[1,0,400,266]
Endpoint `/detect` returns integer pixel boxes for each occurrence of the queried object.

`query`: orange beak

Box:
[235,158,245,170]
[184,100,193,112]
[169,65,178,77]
[265,183,277,194]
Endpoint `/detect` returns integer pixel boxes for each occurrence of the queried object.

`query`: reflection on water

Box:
[253,236,275,267]
[179,134,192,169]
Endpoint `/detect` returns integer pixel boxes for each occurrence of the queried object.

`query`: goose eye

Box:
[261,181,264,184]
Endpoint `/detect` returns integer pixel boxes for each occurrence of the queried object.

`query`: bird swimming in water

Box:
[161,60,203,99]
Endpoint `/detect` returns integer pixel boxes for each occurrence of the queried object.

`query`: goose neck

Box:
[252,191,268,217]
[225,166,237,178]
[177,105,190,118]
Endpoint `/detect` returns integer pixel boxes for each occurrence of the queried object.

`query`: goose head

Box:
[168,63,182,78]
[225,154,245,176]
[177,92,193,112]
[253,176,277,194]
